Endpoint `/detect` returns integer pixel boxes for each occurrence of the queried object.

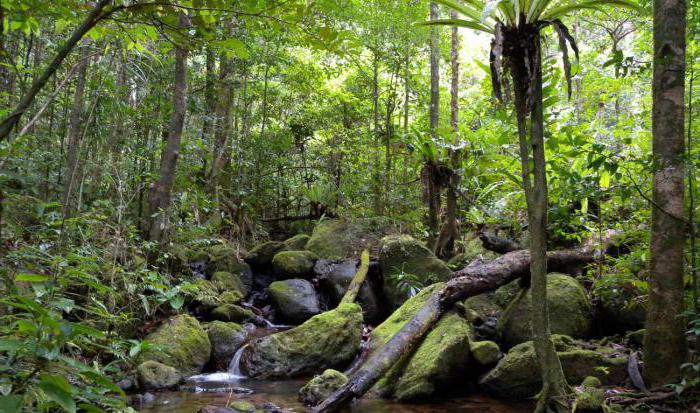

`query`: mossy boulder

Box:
[315,259,384,323]
[229,401,256,413]
[210,304,255,323]
[271,250,319,279]
[479,335,628,399]
[298,369,348,406]
[379,235,453,309]
[471,341,502,367]
[283,234,310,251]
[137,315,211,376]
[184,279,221,312]
[136,360,181,389]
[498,273,591,347]
[244,241,286,267]
[493,279,522,308]
[241,303,363,379]
[370,283,473,401]
[448,237,500,269]
[463,293,502,324]
[211,271,248,297]
[268,279,321,323]
[305,218,399,260]
[207,321,249,369]
[575,376,605,412]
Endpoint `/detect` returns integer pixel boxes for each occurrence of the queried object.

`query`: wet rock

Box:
[315,259,384,323]
[626,329,645,347]
[211,271,248,297]
[479,335,628,399]
[498,273,591,347]
[244,241,286,268]
[379,234,453,309]
[229,401,256,413]
[305,218,397,260]
[207,321,249,369]
[211,304,255,323]
[137,315,211,376]
[370,283,473,401]
[198,406,236,413]
[283,234,310,251]
[268,279,320,323]
[241,303,363,379]
[471,341,502,367]
[136,360,181,389]
[298,369,348,406]
[116,377,135,391]
[595,296,646,335]
[271,251,319,279]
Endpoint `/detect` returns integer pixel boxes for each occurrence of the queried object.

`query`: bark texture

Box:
[427,2,441,246]
[643,0,687,388]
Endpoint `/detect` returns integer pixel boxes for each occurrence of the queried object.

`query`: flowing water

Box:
[135,323,531,413]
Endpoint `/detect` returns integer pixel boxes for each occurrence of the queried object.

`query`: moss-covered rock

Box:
[136,360,181,389]
[229,401,256,413]
[575,376,605,412]
[207,321,249,369]
[306,218,399,260]
[137,315,211,376]
[298,369,348,406]
[379,235,453,309]
[370,283,473,401]
[493,279,522,308]
[271,250,319,279]
[210,304,255,323]
[241,303,363,379]
[479,335,627,399]
[219,290,244,305]
[498,273,591,347]
[626,329,645,347]
[471,341,502,367]
[463,294,502,324]
[315,259,384,324]
[268,279,320,323]
[211,271,248,296]
[244,241,286,267]
[448,237,499,269]
[184,279,222,312]
[283,234,310,251]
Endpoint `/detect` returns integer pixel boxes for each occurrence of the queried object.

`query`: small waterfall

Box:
[228,344,248,379]
[262,318,291,329]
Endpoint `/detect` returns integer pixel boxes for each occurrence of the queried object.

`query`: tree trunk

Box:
[427,2,441,248]
[313,241,609,413]
[146,12,189,245]
[644,0,687,388]
[509,29,569,412]
[61,42,91,218]
[0,0,112,141]
[372,52,382,215]
[207,54,235,193]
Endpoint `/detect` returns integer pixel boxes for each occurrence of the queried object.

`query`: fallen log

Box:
[313,242,608,412]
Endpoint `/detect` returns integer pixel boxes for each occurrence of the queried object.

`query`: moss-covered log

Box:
[313,245,605,412]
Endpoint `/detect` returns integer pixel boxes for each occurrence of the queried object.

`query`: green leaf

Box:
[15,273,49,282]
[39,375,76,413]
[0,395,22,413]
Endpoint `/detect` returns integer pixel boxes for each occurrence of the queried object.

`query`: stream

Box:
[134,325,531,413]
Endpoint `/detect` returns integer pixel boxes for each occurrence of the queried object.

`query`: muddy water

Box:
[137,375,531,413]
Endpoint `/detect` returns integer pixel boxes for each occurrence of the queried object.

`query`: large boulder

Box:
[283,234,310,251]
[298,369,348,406]
[498,273,592,347]
[136,361,181,390]
[210,304,255,323]
[211,271,248,297]
[315,259,384,323]
[370,283,473,401]
[379,235,453,309]
[271,251,319,279]
[592,274,646,335]
[137,315,211,376]
[241,303,363,378]
[268,279,321,323]
[207,321,249,369]
[244,241,286,268]
[305,218,399,260]
[480,335,628,399]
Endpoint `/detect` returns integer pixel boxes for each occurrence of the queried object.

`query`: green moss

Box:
[283,234,310,251]
[185,279,221,311]
[206,243,240,274]
[271,250,318,278]
[136,360,181,389]
[229,401,256,413]
[211,271,247,296]
[493,279,522,308]
[448,237,499,269]
[136,315,211,375]
[471,341,501,366]
[480,335,628,399]
[219,290,244,305]
[379,235,452,309]
[244,241,286,266]
[498,273,591,346]
[463,294,502,323]
[574,387,605,412]
[241,303,363,379]
[268,279,320,323]
[306,220,349,260]
[306,218,400,260]
[211,304,255,323]
[581,376,602,388]
[298,369,348,406]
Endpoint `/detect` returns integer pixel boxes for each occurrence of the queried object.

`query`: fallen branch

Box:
[340,250,370,304]
[313,241,609,412]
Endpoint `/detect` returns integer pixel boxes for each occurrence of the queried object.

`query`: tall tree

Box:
[146,12,190,245]
[427,1,441,247]
[644,0,688,387]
